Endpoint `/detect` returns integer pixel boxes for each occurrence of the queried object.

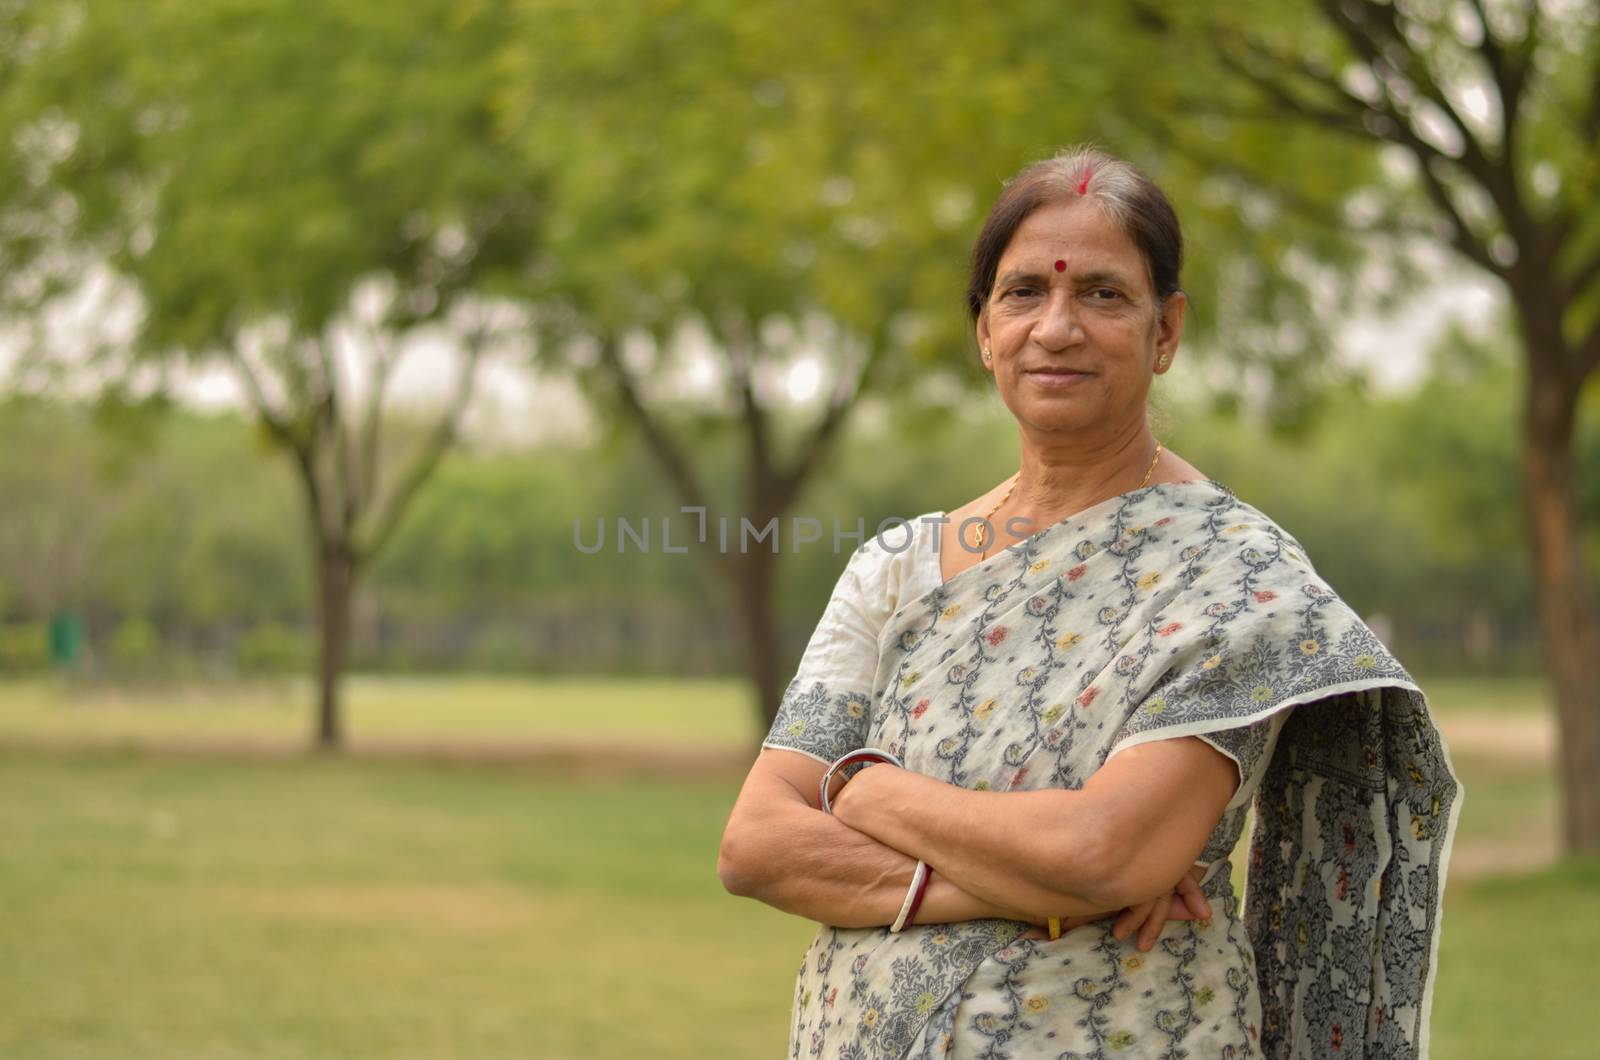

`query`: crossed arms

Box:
[717,735,1241,946]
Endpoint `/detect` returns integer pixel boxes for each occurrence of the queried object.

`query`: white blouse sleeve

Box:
[760,528,916,765]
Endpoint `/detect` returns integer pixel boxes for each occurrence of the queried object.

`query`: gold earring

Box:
[983,345,992,362]
[1157,354,1170,369]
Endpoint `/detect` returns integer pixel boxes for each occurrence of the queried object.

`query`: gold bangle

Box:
[1047,916,1061,940]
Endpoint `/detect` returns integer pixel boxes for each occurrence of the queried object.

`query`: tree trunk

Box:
[1519,355,1600,853]
[731,545,785,735]
[314,541,356,752]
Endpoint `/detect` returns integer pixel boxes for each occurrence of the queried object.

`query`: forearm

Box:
[722,793,1039,928]
[833,766,1126,914]
[917,868,1054,927]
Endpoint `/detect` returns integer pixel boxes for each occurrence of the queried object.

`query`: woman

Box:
[717,146,1460,1060]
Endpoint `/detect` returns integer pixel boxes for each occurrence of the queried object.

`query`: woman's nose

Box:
[1032,290,1084,348]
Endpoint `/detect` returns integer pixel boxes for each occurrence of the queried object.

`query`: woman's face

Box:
[976,198,1185,441]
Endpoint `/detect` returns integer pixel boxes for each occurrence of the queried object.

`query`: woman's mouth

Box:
[1025,368,1092,388]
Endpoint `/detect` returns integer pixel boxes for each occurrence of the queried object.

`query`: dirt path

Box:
[1434,710,1553,765]
[3,709,1551,769]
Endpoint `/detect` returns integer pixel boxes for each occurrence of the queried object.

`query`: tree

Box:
[1123,0,1600,851]
[0,0,538,747]
[499,0,1378,729]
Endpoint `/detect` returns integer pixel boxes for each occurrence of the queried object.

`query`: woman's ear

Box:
[1152,291,1187,372]
[976,313,992,372]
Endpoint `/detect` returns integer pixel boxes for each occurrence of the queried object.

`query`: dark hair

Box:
[964,145,1185,324]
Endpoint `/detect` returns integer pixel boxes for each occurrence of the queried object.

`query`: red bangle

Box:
[903,865,932,928]
[819,747,903,815]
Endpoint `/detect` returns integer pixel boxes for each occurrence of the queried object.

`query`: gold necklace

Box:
[972,441,1165,559]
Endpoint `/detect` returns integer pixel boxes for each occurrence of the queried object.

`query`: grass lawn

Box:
[1430,860,1600,1060]
[0,674,1583,1057]
[0,675,755,750]
[0,745,1588,1058]
[0,749,812,1059]
[1409,673,1553,716]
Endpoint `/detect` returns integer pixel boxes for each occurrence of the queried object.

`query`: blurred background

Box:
[1,1,1597,1056]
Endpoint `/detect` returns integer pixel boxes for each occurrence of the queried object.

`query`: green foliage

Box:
[0,401,306,634]
[235,622,310,676]
[0,1,549,742]
[496,0,1381,431]
[1,345,1594,676]
[107,616,159,677]
[0,396,124,616]
[0,0,538,348]
[2,0,1594,682]
[0,623,48,674]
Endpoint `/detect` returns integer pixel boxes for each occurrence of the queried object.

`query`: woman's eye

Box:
[1004,286,1039,299]
[1088,288,1120,301]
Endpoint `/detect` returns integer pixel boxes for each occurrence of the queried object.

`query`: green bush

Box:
[465,625,531,672]
[108,617,161,677]
[235,622,310,675]
[0,621,48,674]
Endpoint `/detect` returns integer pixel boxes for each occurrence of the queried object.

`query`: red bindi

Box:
[1054,259,1067,272]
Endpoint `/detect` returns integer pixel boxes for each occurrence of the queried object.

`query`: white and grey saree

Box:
[763,479,1461,1059]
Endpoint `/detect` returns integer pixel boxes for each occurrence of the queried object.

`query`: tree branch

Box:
[1313,0,1530,242]
[1325,0,1479,149]
[1125,101,1442,243]
[1210,23,1504,277]
[772,328,890,515]
[1465,0,1511,113]
[230,344,296,450]
[1464,0,1534,150]
[718,310,779,516]
[1213,41,1373,140]
[1589,33,1600,142]
[231,343,332,546]
[358,320,397,513]
[313,334,360,540]
[355,320,486,563]
[1563,246,1600,310]
[1410,154,1505,276]
[1578,316,1600,384]
[594,330,717,524]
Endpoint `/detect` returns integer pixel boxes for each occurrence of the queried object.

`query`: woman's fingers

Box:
[1044,883,1207,949]
[1176,872,1212,920]
[1111,900,1155,941]
[1069,874,1212,952]
[1137,893,1173,951]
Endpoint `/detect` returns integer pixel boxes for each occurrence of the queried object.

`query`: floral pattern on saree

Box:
[762,480,1460,1060]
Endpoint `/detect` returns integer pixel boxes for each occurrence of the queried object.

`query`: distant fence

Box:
[0,604,1549,681]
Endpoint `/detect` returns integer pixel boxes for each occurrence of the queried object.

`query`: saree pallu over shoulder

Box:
[763,480,1461,1060]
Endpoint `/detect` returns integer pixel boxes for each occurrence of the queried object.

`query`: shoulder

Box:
[1149,487,1363,634]
[834,512,941,617]
[1173,488,1318,576]
[1161,492,1410,671]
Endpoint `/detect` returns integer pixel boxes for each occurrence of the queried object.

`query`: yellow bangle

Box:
[1047,916,1061,940]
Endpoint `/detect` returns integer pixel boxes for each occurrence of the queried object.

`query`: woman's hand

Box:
[827,759,893,824]
[1109,867,1211,951]
[1016,866,1211,949]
